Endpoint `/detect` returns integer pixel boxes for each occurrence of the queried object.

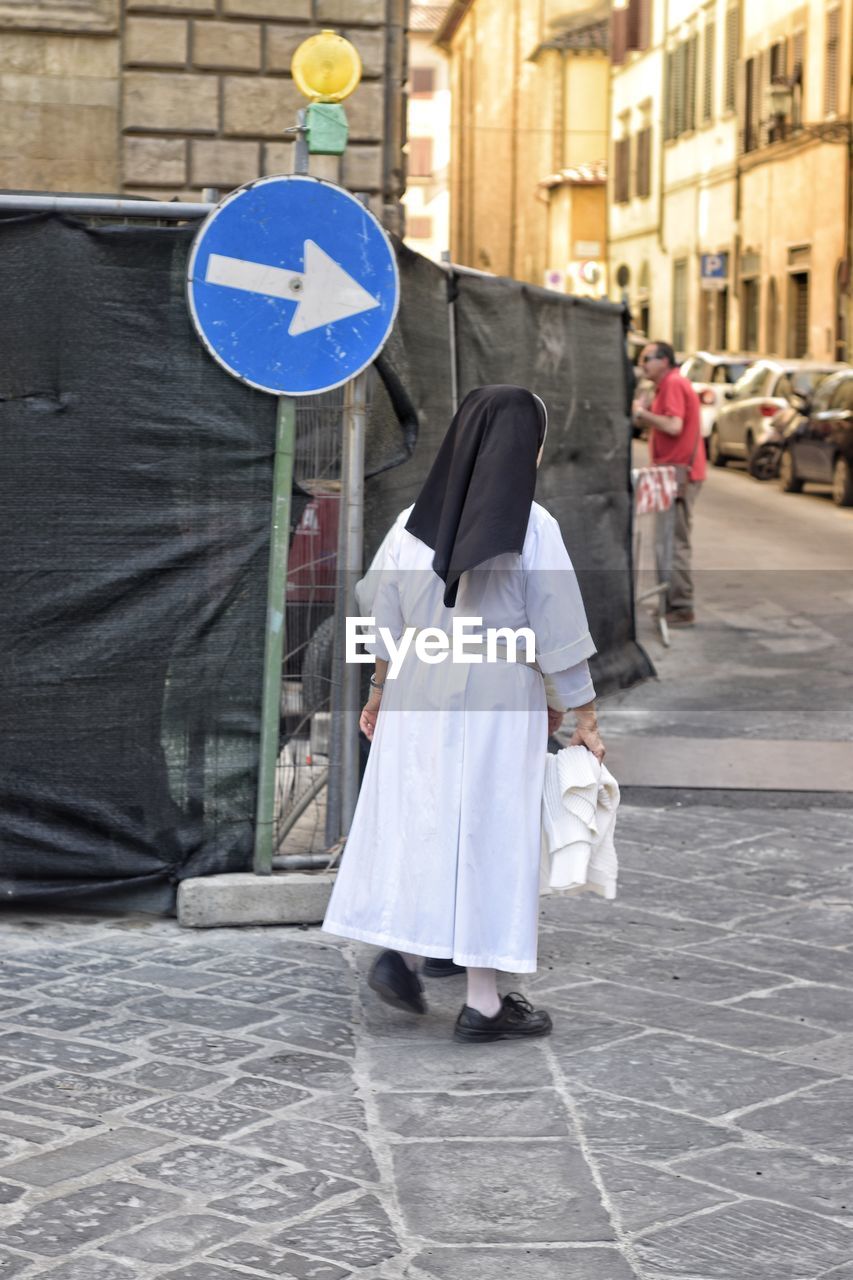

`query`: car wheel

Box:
[832,456,853,507]
[778,448,804,494]
[747,443,781,482]
[709,429,726,467]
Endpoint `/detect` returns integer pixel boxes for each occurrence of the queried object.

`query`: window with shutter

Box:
[672,259,689,351]
[674,41,687,136]
[686,34,698,131]
[636,126,652,197]
[611,6,628,66]
[410,67,435,98]
[743,56,755,151]
[408,137,433,177]
[757,48,769,146]
[665,48,675,139]
[703,21,715,122]
[614,136,631,203]
[637,0,651,51]
[724,4,739,112]
[825,7,840,116]
[792,30,805,127]
[407,216,433,240]
[627,0,641,50]
[768,41,787,141]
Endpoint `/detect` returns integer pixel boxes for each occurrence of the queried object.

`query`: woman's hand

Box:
[570,723,606,763]
[359,690,382,741]
[547,707,564,736]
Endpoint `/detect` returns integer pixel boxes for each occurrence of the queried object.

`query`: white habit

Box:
[540,745,620,900]
[322,502,596,973]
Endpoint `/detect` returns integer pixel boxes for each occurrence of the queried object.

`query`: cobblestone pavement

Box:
[1,801,852,1280]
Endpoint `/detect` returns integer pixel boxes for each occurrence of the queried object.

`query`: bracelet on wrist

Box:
[369,674,385,692]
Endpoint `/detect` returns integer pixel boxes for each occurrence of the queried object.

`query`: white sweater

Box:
[540,745,620,899]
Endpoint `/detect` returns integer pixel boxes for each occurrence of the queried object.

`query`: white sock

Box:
[466,967,501,1018]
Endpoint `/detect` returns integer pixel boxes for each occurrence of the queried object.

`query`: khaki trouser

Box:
[667,480,702,614]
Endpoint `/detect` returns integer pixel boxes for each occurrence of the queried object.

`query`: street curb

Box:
[177,871,334,928]
[620,786,853,809]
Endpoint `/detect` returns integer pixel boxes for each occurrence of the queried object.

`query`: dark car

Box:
[709,359,846,468]
[778,368,853,506]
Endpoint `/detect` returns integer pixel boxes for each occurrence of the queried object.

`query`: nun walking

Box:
[323,385,605,1042]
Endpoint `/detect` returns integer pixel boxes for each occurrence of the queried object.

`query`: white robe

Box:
[540,745,620,900]
[322,502,596,973]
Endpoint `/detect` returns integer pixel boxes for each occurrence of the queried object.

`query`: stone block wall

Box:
[0,0,406,228]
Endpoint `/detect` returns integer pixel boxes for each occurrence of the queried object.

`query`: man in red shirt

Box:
[632,341,706,625]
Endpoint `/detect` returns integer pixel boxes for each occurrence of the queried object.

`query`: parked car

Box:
[776,368,853,506]
[709,359,848,468]
[679,351,756,441]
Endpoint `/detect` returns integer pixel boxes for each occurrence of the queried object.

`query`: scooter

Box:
[747,397,808,481]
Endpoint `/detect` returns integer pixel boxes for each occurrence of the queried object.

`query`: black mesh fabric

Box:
[0,217,649,906]
[0,215,278,904]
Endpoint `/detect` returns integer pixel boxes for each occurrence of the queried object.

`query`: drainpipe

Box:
[383,0,408,234]
[657,0,670,255]
[509,0,521,277]
[840,41,845,360]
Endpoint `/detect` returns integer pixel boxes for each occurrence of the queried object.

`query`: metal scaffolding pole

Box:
[0,193,213,219]
[325,369,368,845]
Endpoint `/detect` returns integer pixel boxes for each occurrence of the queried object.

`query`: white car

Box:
[679,352,756,440]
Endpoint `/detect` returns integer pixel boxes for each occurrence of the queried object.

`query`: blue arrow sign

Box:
[186,175,400,396]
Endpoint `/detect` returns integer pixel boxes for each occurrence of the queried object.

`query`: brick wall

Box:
[0,0,406,227]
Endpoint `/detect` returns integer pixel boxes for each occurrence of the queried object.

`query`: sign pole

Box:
[253,395,296,874]
[340,369,368,831]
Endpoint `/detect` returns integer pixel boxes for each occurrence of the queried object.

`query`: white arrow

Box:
[204,241,381,336]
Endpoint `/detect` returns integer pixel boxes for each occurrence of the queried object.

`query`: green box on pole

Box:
[306,102,349,155]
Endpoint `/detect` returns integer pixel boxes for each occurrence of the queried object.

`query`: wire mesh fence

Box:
[275,388,345,861]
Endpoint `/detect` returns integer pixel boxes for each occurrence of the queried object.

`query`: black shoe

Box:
[423,957,466,978]
[368,949,427,1015]
[453,992,552,1043]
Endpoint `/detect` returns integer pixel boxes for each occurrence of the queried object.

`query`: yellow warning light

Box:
[291,30,362,103]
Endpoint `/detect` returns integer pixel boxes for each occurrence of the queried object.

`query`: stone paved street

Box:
[1,800,852,1279]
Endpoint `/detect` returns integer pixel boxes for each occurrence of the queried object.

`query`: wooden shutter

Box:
[792,29,805,126]
[825,7,840,116]
[408,137,433,177]
[636,126,652,197]
[742,56,753,151]
[757,48,769,146]
[637,0,651,51]
[687,33,699,132]
[665,48,674,139]
[674,41,686,136]
[724,4,739,111]
[626,0,641,50]
[614,136,631,203]
[703,21,716,122]
[611,6,628,66]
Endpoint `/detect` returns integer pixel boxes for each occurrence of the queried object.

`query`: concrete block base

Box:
[177,872,334,928]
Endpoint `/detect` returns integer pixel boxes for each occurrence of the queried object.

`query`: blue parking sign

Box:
[187,175,400,396]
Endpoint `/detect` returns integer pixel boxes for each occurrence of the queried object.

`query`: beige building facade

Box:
[403,2,451,262]
[0,0,407,228]
[738,0,852,360]
[437,0,609,297]
[610,0,853,360]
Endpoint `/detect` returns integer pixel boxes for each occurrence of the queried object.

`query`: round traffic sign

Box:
[186,175,399,397]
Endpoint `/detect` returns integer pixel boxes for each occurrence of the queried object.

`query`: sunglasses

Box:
[639,354,660,364]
